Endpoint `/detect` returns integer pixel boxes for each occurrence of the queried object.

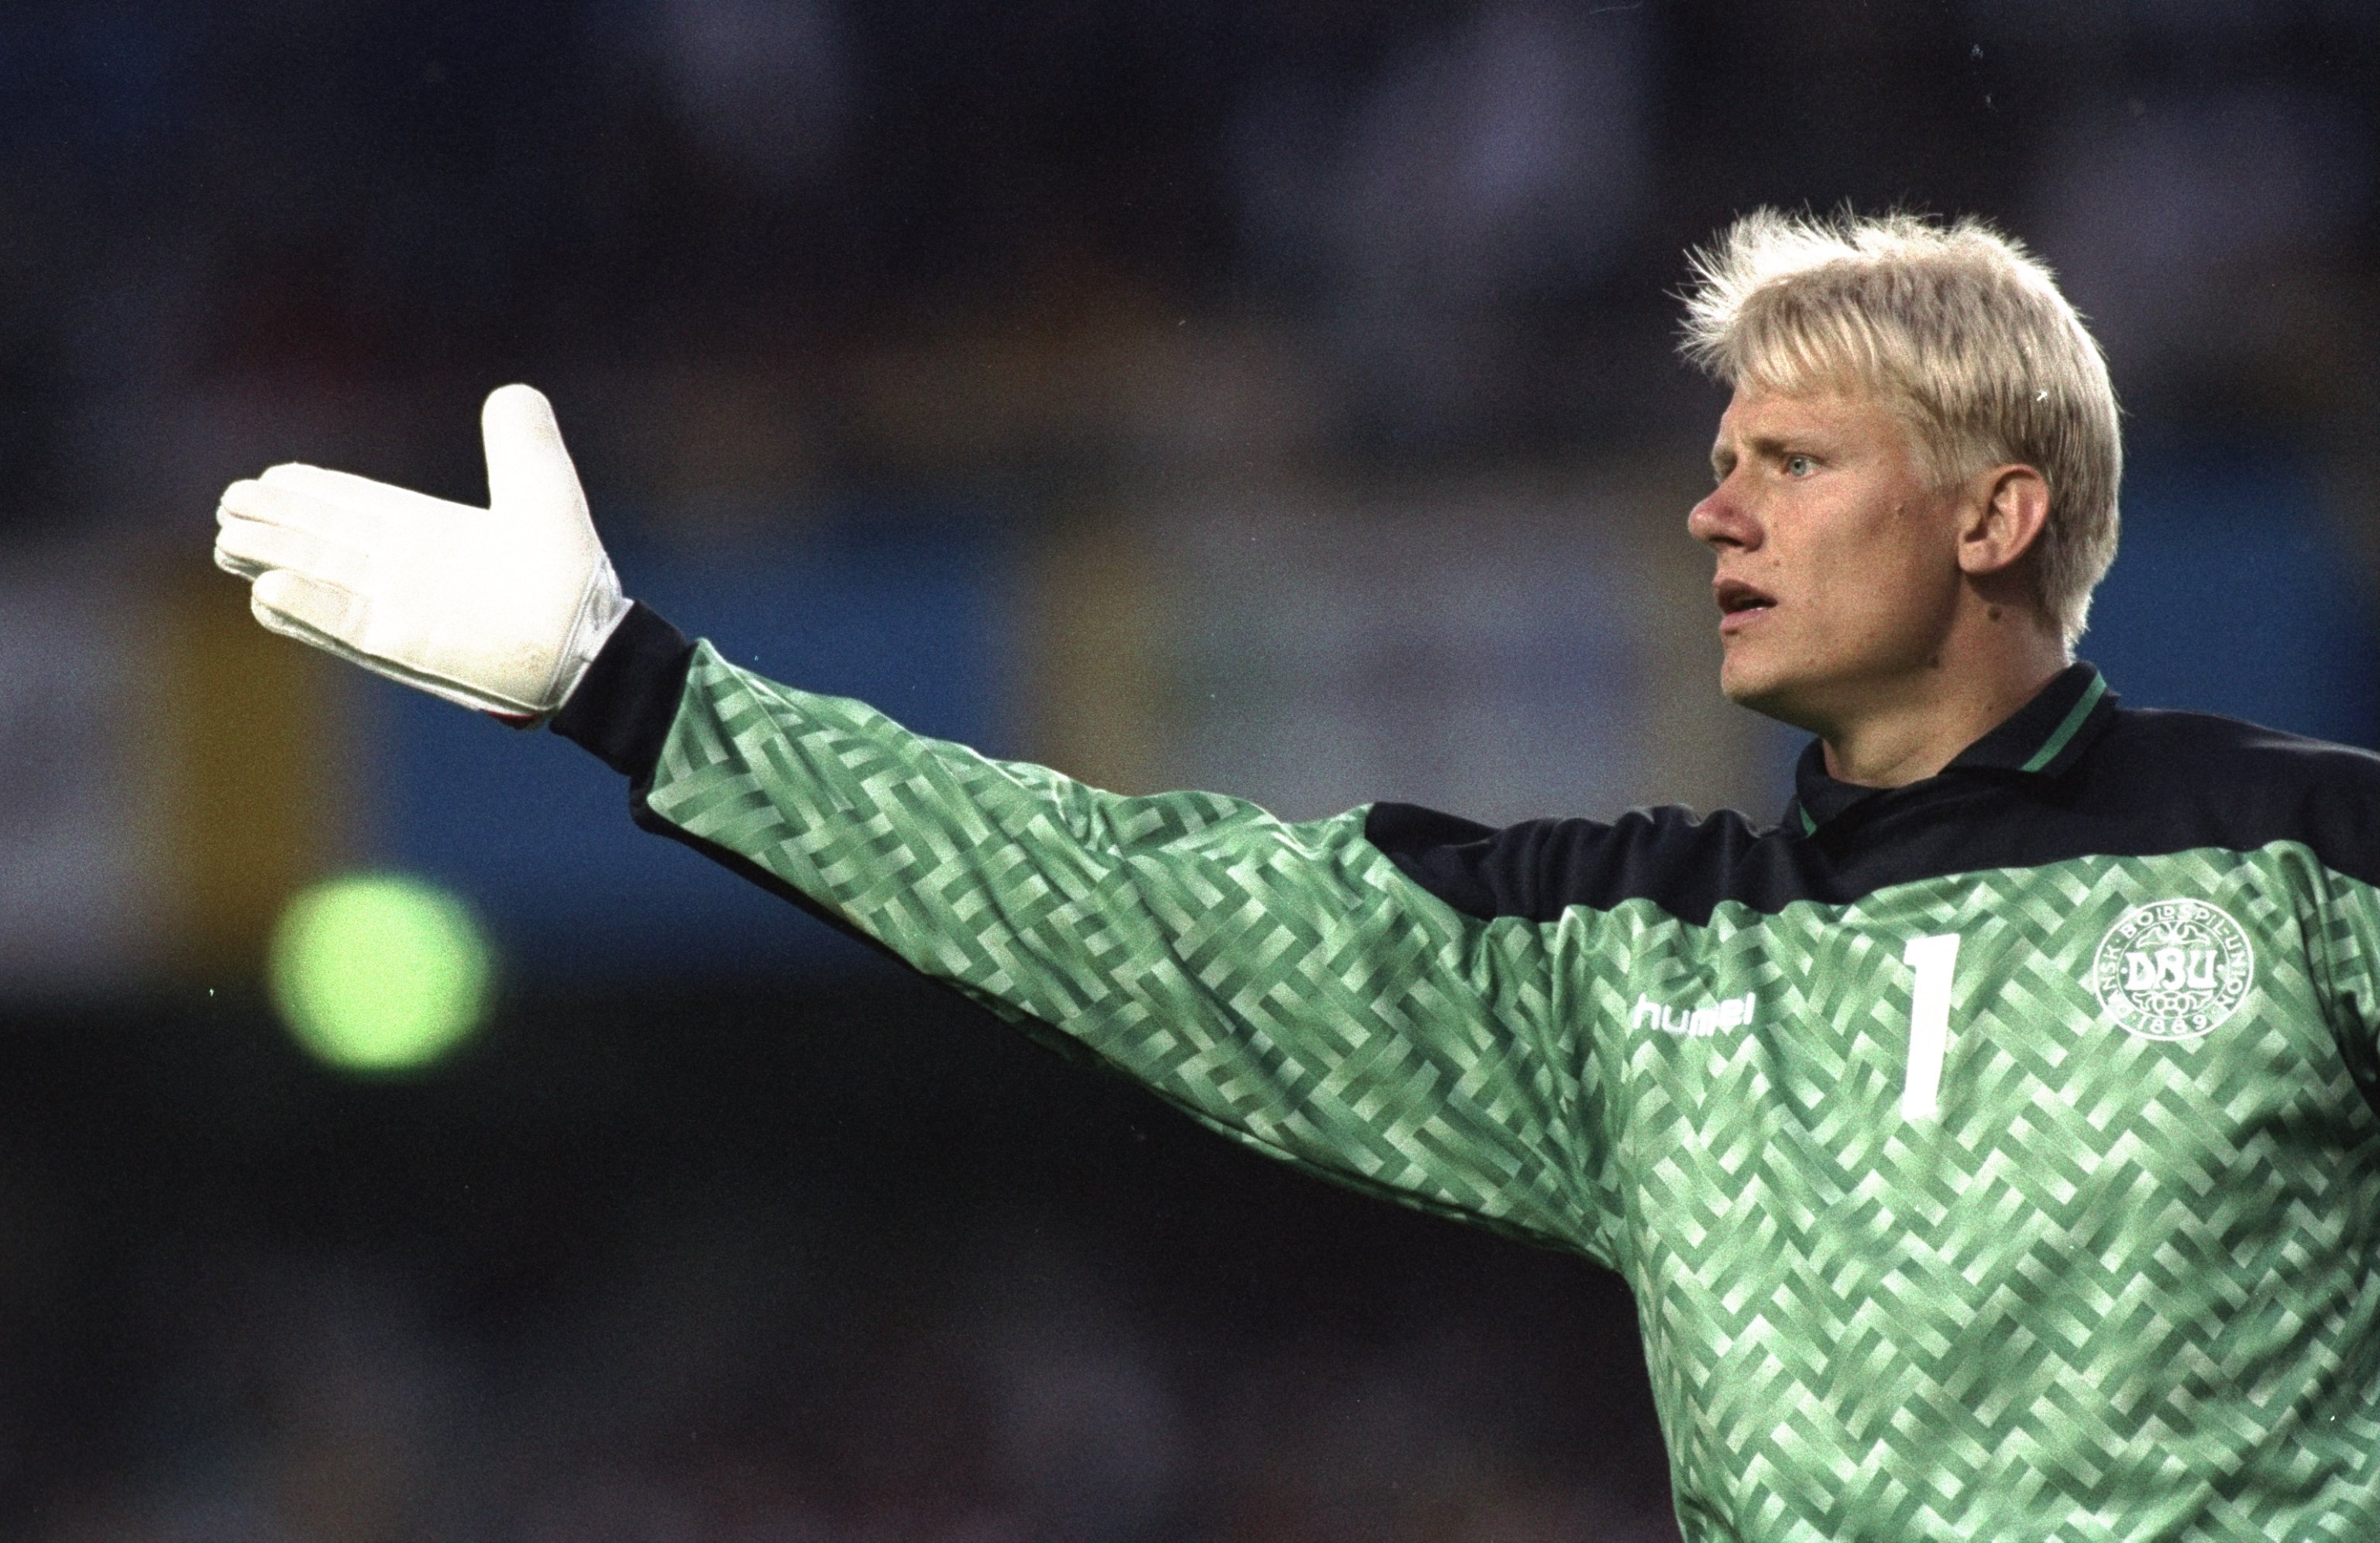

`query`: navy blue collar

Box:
[1786,663,2117,835]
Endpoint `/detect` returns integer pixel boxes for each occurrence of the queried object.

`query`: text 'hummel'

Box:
[1632,991,1758,1039]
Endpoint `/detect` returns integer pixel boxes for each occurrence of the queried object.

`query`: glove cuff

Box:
[545,553,634,713]
[549,602,696,782]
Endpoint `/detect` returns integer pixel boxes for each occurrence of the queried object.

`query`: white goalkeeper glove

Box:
[213,383,631,720]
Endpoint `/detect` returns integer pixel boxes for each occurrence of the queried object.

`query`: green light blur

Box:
[267,873,493,1073]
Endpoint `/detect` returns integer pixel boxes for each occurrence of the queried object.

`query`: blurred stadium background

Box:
[1,2,2376,1537]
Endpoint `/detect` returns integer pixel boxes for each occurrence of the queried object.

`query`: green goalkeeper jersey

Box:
[555,606,2380,1541]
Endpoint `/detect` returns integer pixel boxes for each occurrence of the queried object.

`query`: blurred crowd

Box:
[0,0,2370,552]
[2,983,1680,1541]
[26,1224,1680,1542]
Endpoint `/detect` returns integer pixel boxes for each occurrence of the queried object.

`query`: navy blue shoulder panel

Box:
[1367,706,2380,926]
[1363,800,1790,925]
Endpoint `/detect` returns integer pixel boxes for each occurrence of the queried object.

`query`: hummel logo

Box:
[1631,991,1758,1039]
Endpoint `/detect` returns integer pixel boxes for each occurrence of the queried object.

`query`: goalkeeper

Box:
[214,211,2380,1540]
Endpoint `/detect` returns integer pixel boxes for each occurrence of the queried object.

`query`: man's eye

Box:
[1784,454,1814,478]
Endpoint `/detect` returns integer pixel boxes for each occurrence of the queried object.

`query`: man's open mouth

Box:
[1715,580,1775,619]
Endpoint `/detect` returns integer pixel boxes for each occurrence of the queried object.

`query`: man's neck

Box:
[1818,637,2069,789]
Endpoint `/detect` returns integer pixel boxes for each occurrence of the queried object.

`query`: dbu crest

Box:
[2090,898,2254,1042]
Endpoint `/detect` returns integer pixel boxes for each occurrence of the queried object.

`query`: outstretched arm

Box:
[215,387,1620,1259]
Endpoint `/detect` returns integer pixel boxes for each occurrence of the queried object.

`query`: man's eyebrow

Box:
[1710,433,1794,477]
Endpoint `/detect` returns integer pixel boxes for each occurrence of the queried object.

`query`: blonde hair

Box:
[1679,208,2120,648]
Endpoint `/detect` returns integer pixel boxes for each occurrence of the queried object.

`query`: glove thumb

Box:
[480,383,586,523]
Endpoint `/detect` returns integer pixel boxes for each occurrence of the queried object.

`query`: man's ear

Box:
[1957,465,2051,578]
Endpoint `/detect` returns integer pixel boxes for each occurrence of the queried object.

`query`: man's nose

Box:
[1688,487,1755,549]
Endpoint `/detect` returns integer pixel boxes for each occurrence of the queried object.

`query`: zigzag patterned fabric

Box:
[645,642,2380,1541]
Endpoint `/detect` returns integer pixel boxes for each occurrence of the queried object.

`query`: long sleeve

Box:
[552,605,1616,1258]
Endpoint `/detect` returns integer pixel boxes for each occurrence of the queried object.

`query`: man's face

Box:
[1687,383,1969,731]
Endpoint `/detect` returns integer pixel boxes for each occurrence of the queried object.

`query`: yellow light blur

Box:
[267,873,493,1073]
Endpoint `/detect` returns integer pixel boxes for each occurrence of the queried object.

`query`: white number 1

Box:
[1900,933,1962,1121]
